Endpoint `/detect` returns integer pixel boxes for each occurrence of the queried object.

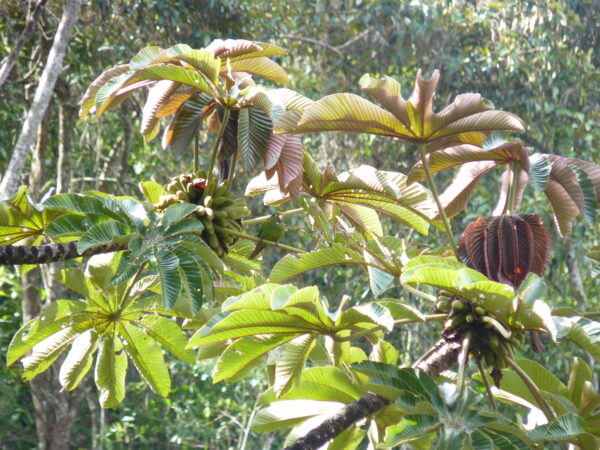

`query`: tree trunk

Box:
[56,91,76,194]
[0,0,50,91]
[0,0,82,199]
[22,269,80,450]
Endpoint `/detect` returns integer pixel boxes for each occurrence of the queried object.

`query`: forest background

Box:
[0,0,598,448]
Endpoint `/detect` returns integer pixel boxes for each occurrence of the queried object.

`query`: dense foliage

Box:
[1,1,599,448]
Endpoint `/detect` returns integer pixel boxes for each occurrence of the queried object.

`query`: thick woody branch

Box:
[0,242,128,265]
[285,339,461,450]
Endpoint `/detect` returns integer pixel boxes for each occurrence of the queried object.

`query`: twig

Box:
[506,357,556,422]
[476,357,497,410]
[0,0,50,90]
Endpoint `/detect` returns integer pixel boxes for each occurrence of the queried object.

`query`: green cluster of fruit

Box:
[155,173,250,257]
[196,181,250,257]
[437,290,525,371]
[156,172,208,209]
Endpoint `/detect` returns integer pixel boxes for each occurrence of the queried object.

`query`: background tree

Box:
[0,0,599,448]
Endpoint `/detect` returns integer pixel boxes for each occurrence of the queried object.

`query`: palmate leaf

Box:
[141,80,181,136]
[230,57,290,83]
[407,140,529,184]
[7,300,91,366]
[135,315,195,364]
[77,220,132,253]
[437,160,497,219]
[95,336,127,408]
[252,400,345,433]
[238,105,273,170]
[529,413,587,443]
[0,186,49,245]
[259,366,364,405]
[59,330,99,391]
[118,322,171,397]
[190,309,322,346]
[287,70,524,146]
[80,64,130,119]
[275,334,316,396]
[269,243,364,283]
[401,255,515,321]
[541,154,600,235]
[214,334,299,383]
[162,93,213,156]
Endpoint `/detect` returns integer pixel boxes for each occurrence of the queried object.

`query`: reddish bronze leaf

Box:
[459,214,551,289]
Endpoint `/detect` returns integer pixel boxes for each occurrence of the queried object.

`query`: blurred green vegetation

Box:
[0,0,598,447]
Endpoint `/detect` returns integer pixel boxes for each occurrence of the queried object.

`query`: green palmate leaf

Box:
[382,414,440,448]
[21,321,95,381]
[337,303,394,332]
[119,322,170,397]
[274,286,332,330]
[274,334,316,396]
[556,317,600,363]
[223,284,277,311]
[139,181,166,204]
[238,106,273,170]
[498,358,568,406]
[138,64,214,95]
[376,299,426,322]
[161,202,198,229]
[328,427,365,450]
[368,264,395,297]
[43,194,123,221]
[529,413,587,442]
[177,49,220,84]
[44,213,109,238]
[156,248,181,309]
[162,93,212,156]
[0,186,48,245]
[214,334,299,383]
[95,336,127,408]
[401,255,514,320]
[77,220,131,253]
[269,244,364,283]
[7,300,90,366]
[252,400,345,433]
[191,309,322,345]
[135,315,195,364]
[59,330,99,391]
[230,57,290,83]
[173,248,206,314]
[261,366,364,404]
[338,204,383,236]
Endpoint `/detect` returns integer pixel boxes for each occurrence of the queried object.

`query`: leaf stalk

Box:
[418,145,458,257]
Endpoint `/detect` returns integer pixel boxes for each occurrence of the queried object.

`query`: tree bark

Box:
[0,242,128,265]
[56,87,75,194]
[284,339,461,450]
[0,0,83,199]
[22,269,81,450]
[0,0,50,91]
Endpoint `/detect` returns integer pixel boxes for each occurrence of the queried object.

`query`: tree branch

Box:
[284,339,461,450]
[0,242,128,265]
[0,0,82,198]
[0,0,50,91]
